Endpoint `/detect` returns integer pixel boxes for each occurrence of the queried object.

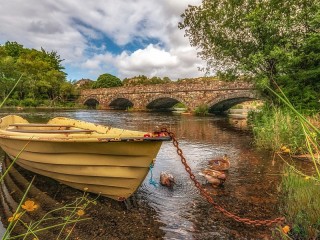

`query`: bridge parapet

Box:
[81,80,253,95]
[79,80,258,112]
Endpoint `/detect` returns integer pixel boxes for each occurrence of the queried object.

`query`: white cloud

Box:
[114,44,203,79]
[0,0,205,80]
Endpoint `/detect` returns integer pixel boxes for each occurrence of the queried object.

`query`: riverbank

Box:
[0,109,284,239]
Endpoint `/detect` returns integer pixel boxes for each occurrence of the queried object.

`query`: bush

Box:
[20,98,38,107]
[194,104,209,116]
[173,102,186,108]
[249,105,305,153]
[93,73,122,88]
[280,168,320,239]
[4,99,20,106]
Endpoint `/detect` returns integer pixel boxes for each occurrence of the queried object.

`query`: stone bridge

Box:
[79,80,259,113]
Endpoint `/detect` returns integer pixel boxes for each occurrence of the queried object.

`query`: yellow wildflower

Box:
[282,225,290,234]
[280,146,287,151]
[8,212,21,222]
[77,209,85,216]
[283,148,290,153]
[305,176,310,180]
[22,200,38,212]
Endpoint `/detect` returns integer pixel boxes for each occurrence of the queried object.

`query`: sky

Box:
[0,0,206,81]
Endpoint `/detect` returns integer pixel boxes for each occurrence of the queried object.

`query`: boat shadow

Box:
[0,155,165,239]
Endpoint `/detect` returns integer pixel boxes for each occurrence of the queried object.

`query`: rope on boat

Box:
[161,128,285,227]
[148,163,158,188]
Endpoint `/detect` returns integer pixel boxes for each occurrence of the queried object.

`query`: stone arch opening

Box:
[109,98,133,110]
[84,98,99,109]
[207,92,259,114]
[146,97,183,111]
[209,97,256,113]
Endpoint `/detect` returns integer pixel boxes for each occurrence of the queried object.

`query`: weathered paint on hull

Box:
[0,115,168,200]
[1,139,161,200]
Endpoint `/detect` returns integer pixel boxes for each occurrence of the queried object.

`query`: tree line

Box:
[0,41,77,107]
[0,41,181,108]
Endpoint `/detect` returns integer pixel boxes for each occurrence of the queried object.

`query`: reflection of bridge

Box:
[79,80,259,112]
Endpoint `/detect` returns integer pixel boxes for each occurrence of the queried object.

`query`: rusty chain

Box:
[162,129,285,227]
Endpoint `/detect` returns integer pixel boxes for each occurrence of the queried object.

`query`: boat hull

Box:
[0,115,168,200]
[0,138,161,200]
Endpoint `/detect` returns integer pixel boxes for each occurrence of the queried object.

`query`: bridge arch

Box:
[109,96,134,110]
[83,96,100,109]
[146,95,187,111]
[207,91,259,113]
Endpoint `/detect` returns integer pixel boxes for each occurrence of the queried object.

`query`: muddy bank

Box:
[0,160,165,240]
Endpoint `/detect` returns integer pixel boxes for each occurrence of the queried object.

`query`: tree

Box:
[179,0,320,110]
[93,73,122,88]
[0,41,72,106]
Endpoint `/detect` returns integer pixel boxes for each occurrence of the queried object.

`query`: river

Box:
[0,109,284,239]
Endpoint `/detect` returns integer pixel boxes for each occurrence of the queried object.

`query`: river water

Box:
[0,109,284,239]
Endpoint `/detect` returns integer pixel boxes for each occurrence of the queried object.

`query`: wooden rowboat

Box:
[0,115,171,201]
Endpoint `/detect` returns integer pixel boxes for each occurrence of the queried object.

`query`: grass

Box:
[251,85,320,239]
[279,168,320,239]
[6,192,95,240]
[250,106,306,153]
[173,102,187,109]
[0,75,94,239]
[194,104,209,116]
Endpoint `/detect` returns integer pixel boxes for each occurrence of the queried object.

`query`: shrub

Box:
[280,169,320,239]
[20,98,38,107]
[194,104,209,116]
[93,73,122,88]
[249,105,305,153]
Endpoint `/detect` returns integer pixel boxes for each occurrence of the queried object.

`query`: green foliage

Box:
[93,73,122,88]
[123,75,171,86]
[280,169,320,239]
[180,0,320,111]
[249,105,305,152]
[20,98,38,107]
[173,102,186,108]
[0,41,74,107]
[194,104,209,116]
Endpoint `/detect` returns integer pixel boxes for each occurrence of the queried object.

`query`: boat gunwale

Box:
[0,131,171,142]
[0,115,171,142]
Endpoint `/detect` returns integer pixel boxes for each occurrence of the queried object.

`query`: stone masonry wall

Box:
[79,80,257,111]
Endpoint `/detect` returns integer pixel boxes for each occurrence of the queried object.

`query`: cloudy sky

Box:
[0,0,206,81]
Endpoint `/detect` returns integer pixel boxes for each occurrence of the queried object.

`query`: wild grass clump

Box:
[0,75,93,239]
[252,86,320,239]
[280,168,320,239]
[249,105,305,153]
[173,102,187,109]
[4,191,95,240]
[194,104,209,116]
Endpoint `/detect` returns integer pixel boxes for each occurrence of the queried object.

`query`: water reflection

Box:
[0,109,284,239]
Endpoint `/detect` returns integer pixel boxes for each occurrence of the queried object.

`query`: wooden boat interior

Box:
[6,123,94,134]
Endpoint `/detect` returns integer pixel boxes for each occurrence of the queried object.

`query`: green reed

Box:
[194,104,209,116]
[0,75,94,240]
[6,192,96,240]
[280,169,320,239]
[252,85,320,239]
[250,106,306,153]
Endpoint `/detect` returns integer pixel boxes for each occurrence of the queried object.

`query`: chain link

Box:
[163,129,285,227]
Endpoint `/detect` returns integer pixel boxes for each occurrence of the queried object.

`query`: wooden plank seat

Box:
[9,123,74,128]
[6,129,94,133]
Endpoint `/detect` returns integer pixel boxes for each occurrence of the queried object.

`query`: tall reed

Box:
[250,106,305,153]
[0,75,93,239]
[252,85,320,239]
[280,168,320,239]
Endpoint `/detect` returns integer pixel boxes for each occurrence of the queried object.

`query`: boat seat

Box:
[9,124,74,128]
[6,129,94,133]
